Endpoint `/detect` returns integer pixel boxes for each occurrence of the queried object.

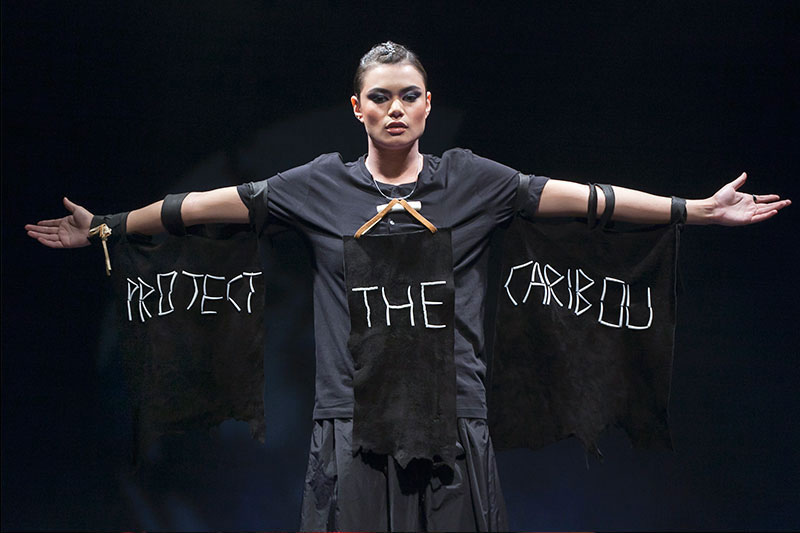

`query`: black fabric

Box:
[161,192,190,236]
[489,218,679,453]
[597,183,615,228]
[241,179,270,238]
[300,418,507,532]
[513,173,531,212]
[89,212,128,245]
[237,149,549,420]
[110,226,266,459]
[343,230,456,467]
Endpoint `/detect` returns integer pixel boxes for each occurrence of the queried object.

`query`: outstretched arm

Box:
[536,172,790,225]
[25,186,249,249]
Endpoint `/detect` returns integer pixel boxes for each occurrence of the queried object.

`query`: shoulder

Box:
[435,148,517,180]
[278,152,348,176]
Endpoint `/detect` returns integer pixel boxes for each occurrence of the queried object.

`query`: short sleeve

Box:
[517,173,550,220]
[236,158,315,236]
[236,181,269,237]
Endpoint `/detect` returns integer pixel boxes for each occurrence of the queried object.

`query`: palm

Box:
[25,198,94,248]
[711,173,789,226]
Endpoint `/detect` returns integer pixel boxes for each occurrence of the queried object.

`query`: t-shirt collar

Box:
[356,153,432,188]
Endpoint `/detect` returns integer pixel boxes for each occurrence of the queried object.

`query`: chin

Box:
[371,132,423,151]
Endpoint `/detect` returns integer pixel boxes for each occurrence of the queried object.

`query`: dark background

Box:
[2,1,798,530]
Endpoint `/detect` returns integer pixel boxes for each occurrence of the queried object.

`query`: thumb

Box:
[63,196,84,214]
[731,172,747,190]
[63,196,76,213]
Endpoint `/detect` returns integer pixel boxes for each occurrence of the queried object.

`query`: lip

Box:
[385,121,408,135]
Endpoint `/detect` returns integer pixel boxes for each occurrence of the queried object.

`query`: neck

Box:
[365,141,421,185]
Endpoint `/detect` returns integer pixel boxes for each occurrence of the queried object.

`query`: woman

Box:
[25,42,789,532]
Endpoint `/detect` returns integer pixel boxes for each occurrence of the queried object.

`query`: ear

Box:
[425,91,431,118]
[351,95,364,122]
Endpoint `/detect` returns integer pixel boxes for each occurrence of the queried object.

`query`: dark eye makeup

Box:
[367,92,389,103]
[365,86,423,104]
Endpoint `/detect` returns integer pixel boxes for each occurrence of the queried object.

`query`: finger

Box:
[753,194,781,203]
[24,224,59,234]
[757,199,791,213]
[27,229,61,243]
[731,172,747,190]
[34,218,65,227]
[36,236,65,249]
[751,210,778,224]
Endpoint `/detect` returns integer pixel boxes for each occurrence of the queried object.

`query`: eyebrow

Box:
[366,85,423,94]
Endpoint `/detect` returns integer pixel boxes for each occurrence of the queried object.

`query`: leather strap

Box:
[398,198,437,234]
[596,183,615,229]
[354,198,437,238]
[670,196,687,225]
[587,183,598,228]
[161,192,190,236]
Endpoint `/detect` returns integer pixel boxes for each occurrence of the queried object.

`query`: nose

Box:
[388,98,404,118]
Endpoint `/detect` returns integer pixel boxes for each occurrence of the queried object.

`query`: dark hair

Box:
[353,41,428,97]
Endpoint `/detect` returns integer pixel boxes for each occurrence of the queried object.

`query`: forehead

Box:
[361,63,426,92]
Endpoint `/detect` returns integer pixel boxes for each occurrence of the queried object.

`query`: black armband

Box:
[596,183,615,229]
[670,196,687,225]
[161,192,190,236]
[587,183,598,228]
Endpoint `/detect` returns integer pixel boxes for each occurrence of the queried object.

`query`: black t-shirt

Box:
[237,148,548,419]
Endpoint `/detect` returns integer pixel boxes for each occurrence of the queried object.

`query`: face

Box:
[351,63,431,151]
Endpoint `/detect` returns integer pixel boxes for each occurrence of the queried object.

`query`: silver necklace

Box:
[370,155,423,200]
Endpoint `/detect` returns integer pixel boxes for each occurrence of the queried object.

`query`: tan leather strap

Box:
[398,199,437,234]
[355,199,400,238]
[354,198,438,238]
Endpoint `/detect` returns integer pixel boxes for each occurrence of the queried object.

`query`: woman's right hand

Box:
[25,197,94,249]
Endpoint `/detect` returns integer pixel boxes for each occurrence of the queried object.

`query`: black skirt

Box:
[300,418,508,532]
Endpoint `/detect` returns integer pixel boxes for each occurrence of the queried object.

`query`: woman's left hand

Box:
[709,173,791,226]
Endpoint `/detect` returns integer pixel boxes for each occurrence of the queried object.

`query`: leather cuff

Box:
[670,197,687,225]
[596,184,615,228]
[161,192,190,236]
[88,212,128,245]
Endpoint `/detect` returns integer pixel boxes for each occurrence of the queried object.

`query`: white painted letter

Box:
[352,286,379,328]
[137,277,155,323]
[157,271,177,316]
[543,264,564,307]
[243,272,262,313]
[420,280,447,328]
[126,278,139,322]
[382,286,415,327]
[201,274,225,315]
[574,268,595,316]
[182,271,204,310]
[525,262,547,305]
[226,274,244,312]
[504,261,533,306]
[598,277,626,328]
[625,286,653,330]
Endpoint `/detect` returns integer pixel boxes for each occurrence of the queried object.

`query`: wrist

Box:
[88,212,128,244]
[685,197,716,225]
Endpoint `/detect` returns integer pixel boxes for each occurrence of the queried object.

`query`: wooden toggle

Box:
[355,198,437,238]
